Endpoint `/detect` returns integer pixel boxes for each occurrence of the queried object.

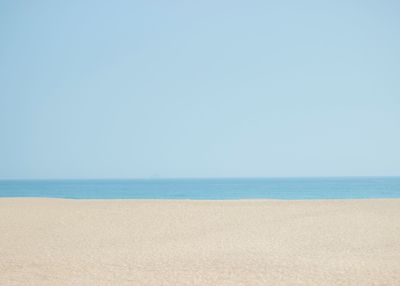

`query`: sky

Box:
[0,0,399,179]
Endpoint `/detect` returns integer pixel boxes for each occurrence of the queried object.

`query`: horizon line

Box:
[1,175,399,181]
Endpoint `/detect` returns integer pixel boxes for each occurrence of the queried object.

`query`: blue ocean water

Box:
[0,177,400,200]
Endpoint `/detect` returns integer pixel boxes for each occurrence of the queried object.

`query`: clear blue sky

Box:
[0,0,399,179]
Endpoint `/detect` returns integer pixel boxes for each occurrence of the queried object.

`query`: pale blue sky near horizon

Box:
[0,0,399,179]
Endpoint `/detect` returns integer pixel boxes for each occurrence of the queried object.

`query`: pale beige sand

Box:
[1,199,400,285]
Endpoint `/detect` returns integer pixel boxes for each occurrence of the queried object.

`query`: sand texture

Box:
[0,198,400,285]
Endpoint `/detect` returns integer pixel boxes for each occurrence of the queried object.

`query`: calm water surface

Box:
[1,177,400,200]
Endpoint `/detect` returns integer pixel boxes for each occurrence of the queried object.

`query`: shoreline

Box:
[1,198,400,285]
[2,197,400,201]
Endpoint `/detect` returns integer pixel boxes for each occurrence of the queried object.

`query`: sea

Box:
[0,177,400,200]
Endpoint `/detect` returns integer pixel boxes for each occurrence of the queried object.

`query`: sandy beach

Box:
[0,199,399,285]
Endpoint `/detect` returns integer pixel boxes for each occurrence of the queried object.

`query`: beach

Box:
[1,199,399,285]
